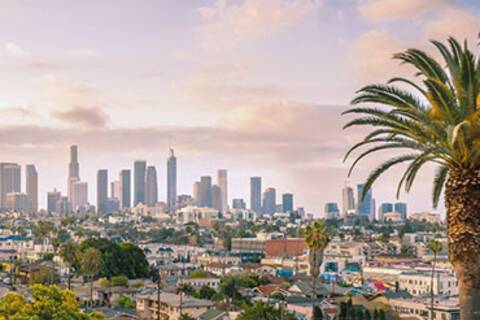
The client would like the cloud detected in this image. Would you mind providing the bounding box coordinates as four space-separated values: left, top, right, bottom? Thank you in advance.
423 8 480 43
197 0 321 51
51 106 110 127
0 106 36 117
4 42 27 58
358 0 450 21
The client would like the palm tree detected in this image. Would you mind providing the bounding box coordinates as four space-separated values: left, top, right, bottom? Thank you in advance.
59 241 78 290
343 36 480 319
428 240 443 320
80 247 102 312
303 220 330 320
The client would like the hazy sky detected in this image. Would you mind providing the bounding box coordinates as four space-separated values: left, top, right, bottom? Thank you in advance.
1 0 479 215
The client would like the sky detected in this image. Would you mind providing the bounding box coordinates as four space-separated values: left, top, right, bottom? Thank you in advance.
1 0 480 216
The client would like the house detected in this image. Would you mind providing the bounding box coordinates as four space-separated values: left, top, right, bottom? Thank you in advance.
136 289 214 320
15 260 58 284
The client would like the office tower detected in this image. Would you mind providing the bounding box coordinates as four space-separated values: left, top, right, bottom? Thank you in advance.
47 189 61 213
250 177 262 213
6 192 28 211
56 196 70 215
111 181 120 199
119 170 131 209
199 176 212 207
134 160 146 206
72 181 88 210
217 169 228 213
394 202 408 219
212 185 222 211
97 169 108 214
378 202 393 221
324 202 340 219
371 198 376 221
145 166 158 206
282 193 293 213
0 163 21 208
342 186 355 217
167 149 177 212
67 145 80 202
232 198 246 210
105 198 120 214
25 164 38 212
355 184 373 220
193 181 200 205
262 187 276 215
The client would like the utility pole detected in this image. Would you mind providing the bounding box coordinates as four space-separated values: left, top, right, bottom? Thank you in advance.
157 270 161 320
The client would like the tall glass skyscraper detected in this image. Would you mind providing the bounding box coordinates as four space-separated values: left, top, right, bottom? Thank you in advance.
355 184 373 220
282 193 293 212
145 166 158 206
167 149 177 212
26 164 38 213
250 177 262 214
97 169 108 214
134 160 146 206
119 169 131 209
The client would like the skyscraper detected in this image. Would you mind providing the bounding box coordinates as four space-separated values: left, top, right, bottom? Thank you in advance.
67 145 80 202
193 181 200 205
145 166 158 206
217 169 228 213
262 187 276 215
6 192 28 211
47 189 61 213
394 202 408 219
119 170 131 209
342 186 355 217
97 169 108 214
250 177 262 214
167 149 177 212
378 202 393 221
324 202 340 219
282 193 293 212
26 164 38 212
212 184 222 212
232 198 246 210
134 160 146 206
355 184 373 220
72 181 88 210
199 176 212 207
0 163 21 209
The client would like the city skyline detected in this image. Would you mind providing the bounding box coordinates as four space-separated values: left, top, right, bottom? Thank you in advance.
1 1 475 214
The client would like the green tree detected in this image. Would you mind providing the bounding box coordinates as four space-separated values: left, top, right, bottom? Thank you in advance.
60 241 79 290
80 248 103 311
237 301 295 320
303 220 330 319
428 239 443 320
343 36 480 319
30 267 60 285
111 275 128 287
188 270 209 279
0 284 104 320
116 295 134 309
196 285 216 300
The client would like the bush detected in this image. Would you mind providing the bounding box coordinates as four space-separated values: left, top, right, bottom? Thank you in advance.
116 295 134 309
111 275 128 287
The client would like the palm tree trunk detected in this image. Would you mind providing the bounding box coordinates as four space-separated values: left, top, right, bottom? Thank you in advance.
430 253 436 320
445 171 480 320
311 276 316 320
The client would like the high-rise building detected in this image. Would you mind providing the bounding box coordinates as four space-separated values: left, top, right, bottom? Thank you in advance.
119 170 131 209
378 202 393 221
167 149 177 212
262 187 276 215
6 192 28 211
97 169 108 214
56 196 70 215
217 169 228 213
199 176 212 207
72 181 88 210
250 177 262 214
355 184 373 220
232 198 246 210
67 145 80 202
342 186 355 217
324 202 340 219
145 166 158 206
134 160 146 206
212 184 222 212
394 202 408 219
111 181 120 199
47 189 61 213
25 164 38 213
282 193 293 212
0 163 21 209
193 181 200 205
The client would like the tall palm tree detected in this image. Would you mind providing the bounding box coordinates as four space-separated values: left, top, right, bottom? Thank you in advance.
59 241 78 290
80 247 102 312
343 36 480 320
303 220 330 320
428 239 443 320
